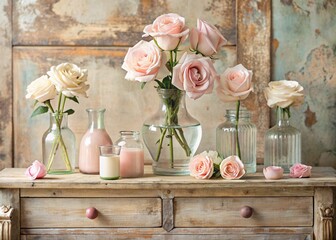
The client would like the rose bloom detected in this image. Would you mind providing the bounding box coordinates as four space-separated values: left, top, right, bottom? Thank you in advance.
172 53 218 100
143 13 189 51
26 75 57 103
290 163 312 178
264 80 304 108
48 62 89 98
190 19 227 57
220 155 245 180
216 64 253 102
25 160 47 180
122 40 164 83
263 166 284 180
189 151 215 179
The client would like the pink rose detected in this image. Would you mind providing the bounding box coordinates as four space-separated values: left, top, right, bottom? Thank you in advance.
143 13 189 51
172 53 218 100
190 19 227 57
220 155 245 180
217 64 253 102
25 160 47 180
122 40 164 82
263 166 284 180
290 163 312 178
189 153 214 179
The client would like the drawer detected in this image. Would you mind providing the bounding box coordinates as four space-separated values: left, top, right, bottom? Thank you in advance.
175 197 313 227
21 197 162 228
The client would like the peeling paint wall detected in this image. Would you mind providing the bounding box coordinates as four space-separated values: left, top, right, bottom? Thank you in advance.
272 0 336 167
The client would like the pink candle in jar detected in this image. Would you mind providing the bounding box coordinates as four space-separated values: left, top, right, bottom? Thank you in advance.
120 148 144 178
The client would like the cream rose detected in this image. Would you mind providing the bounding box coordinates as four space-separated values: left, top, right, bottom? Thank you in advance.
172 53 218 100
143 13 189 51
216 64 253 102
220 155 245 180
263 166 284 180
48 62 89 98
122 40 164 82
25 75 57 103
189 151 215 179
289 163 312 178
25 160 47 180
190 19 227 57
264 80 304 108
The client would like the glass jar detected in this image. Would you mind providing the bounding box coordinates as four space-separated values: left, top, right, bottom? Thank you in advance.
142 88 202 176
79 108 112 174
115 131 144 178
42 112 76 174
216 109 257 173
264 107 301 172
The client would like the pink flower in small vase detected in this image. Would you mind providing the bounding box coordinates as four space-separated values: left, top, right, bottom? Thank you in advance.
25 160 47 180
289 163 312 178
189 152 214 180
263 166 284 180
220 155 245 180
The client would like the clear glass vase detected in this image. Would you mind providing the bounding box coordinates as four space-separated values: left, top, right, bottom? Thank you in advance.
142 88 202 176
42 113 76 174
216 109 257 173
264 107 301 172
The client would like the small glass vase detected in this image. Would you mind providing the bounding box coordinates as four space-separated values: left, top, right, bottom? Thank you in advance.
216 109 257 173
142 88 202 176
79 108 113 174
264 107 301 172
42 112 76 174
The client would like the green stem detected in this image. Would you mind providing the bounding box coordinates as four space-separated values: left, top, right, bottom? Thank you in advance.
155 128 167 162
235 100 241 159
169 129 174 168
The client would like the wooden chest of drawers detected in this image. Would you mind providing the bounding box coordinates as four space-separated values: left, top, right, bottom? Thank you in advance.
1 166 335 239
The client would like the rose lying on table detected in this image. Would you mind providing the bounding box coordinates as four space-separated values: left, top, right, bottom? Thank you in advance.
25 160 47 180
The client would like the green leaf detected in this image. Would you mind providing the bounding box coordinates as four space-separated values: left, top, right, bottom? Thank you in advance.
162 75 172 88
154 79 166 89
141 82 147 89
30 106 49 118
64 109 75 115
68 96 79 104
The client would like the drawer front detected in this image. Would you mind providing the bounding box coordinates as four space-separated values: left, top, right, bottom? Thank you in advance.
175 197 313 227
21 197 162 228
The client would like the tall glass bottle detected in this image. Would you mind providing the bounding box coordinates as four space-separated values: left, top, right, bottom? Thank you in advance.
264 107 301 172
42 112 76 174
79 108 112 174
216 109 257 173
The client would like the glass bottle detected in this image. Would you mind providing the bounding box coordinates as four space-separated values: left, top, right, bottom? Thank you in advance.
42 112 76 174
115 131 144 178
79 108 112 174
264 107 301 172
216 109 257 173
142 88 202 176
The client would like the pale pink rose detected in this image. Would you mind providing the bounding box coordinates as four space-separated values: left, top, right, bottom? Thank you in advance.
189 153 214 179
290 163 312 178
143 13 189 51
172 53 218 99
25 160 47 180
220 155 245 180
217 64 253 102
263 166 284 180
190 19 227 57
122 40 164 82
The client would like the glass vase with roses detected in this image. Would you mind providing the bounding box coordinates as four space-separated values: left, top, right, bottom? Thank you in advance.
122 13 226 175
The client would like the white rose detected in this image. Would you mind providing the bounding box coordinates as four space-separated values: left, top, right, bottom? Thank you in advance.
48 63 89 98
25 75 57 103
264 80 304 108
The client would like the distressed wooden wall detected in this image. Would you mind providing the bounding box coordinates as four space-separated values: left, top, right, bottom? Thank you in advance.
272 0 336 168
1 0 271 169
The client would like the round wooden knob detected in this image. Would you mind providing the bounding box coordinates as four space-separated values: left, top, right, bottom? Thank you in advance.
86 207 98 219
240 206 253 218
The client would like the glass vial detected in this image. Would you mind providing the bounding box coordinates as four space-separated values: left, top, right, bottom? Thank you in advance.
216 109 257 173
79 108 112 174
115 131 144 178
264 107 301 172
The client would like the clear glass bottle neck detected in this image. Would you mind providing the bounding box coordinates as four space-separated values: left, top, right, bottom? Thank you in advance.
225 109 251 121
157 88 186 110
50 113 68 129
87 108 106 130
120 131 140 140
276 107 290 126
